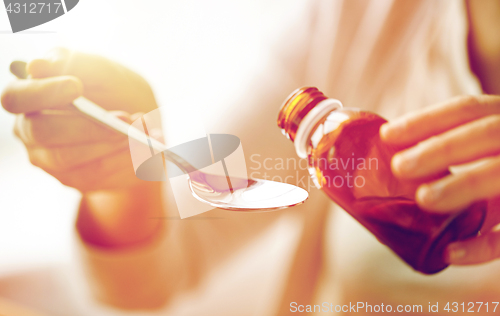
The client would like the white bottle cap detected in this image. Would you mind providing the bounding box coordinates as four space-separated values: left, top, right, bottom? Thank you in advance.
294 99 343 158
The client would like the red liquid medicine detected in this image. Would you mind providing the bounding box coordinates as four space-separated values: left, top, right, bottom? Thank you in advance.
278 87 486 274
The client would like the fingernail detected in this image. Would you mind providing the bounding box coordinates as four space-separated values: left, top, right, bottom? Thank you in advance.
379 123 390 138
447 245 466 262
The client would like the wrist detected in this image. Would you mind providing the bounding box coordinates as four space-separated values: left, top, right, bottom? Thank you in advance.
76 181 164 248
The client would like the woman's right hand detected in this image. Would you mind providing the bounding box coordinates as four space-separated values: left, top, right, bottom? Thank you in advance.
1 48 164 247
1 48 158 192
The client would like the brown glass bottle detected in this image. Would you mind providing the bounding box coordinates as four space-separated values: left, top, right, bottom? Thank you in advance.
278 87 486 274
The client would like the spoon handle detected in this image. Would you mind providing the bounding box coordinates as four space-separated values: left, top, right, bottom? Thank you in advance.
9 60 196 174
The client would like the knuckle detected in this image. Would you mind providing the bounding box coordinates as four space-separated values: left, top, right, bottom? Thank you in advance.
27 148 54 173
27 151 41 168
27 149 54 175
28 119 47 145
57 173 75 188
425 135 454 157
1 88 16 113
27 115 56 146
50 148 69 170
457 95 482 116
481 115 500 139
51 148 82 172
64 174 92 192
57 165 97 191
462 172 481 192
460 94 481 108
13 127 20 140
56 170 85 189
439 139 455 156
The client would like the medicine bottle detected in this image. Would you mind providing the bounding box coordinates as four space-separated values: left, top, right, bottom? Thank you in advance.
278 87 486 274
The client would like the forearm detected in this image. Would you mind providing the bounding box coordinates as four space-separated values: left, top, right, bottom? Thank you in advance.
74 181 172 309
76 181 164 249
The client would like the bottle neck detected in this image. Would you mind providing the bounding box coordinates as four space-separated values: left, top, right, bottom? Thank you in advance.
278 87 342 158
278 87 328 141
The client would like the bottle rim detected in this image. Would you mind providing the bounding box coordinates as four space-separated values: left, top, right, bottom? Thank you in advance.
277 87 309 132
294 99 343 158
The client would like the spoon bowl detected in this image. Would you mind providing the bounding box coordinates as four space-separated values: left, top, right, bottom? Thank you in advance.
188 171 308 211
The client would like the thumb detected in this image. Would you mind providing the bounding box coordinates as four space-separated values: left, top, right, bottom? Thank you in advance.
446 230 500 265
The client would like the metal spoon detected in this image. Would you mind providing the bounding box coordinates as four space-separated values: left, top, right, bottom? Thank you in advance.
10 61 308 211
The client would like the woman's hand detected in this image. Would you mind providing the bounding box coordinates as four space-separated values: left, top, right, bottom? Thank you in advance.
1 48 158 192
380 95 500 265
1 48 163 247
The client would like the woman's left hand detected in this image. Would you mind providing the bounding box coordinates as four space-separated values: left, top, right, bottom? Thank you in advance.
380 95 500 265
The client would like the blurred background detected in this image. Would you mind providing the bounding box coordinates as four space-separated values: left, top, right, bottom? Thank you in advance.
0 0 307 277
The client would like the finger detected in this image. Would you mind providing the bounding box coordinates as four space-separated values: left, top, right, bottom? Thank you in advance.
446 230 500 265
130 112 145 122
1 76 82 114
482 196 500 232
27 48 157 113
380 95 500 146
53 150 141 192
27 140 129 173
27 48 113 85
14 112 125 146
28 48 141 95
416 156 500 212
392 114 500 178
111 110 133 123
